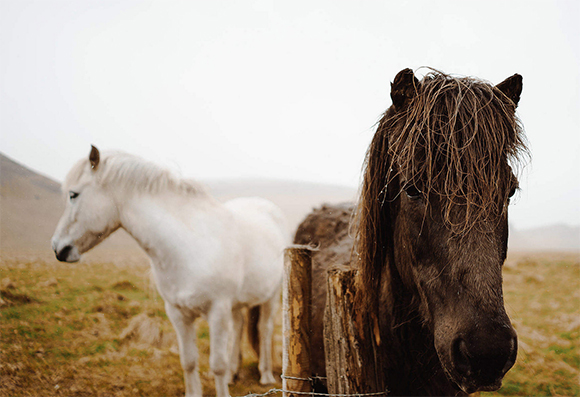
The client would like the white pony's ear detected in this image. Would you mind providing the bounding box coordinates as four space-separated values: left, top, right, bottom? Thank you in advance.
89 145 100 170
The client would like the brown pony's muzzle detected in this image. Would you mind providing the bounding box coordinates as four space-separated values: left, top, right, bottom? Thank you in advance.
444 320 517 393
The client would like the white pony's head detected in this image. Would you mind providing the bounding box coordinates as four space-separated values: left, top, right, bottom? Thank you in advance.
52 145 206 262
51 146 121 262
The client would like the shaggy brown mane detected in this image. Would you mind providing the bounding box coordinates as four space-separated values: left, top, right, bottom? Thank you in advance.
355 70 529 311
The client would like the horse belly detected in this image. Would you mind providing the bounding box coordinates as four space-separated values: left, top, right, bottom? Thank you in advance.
234 232 286 306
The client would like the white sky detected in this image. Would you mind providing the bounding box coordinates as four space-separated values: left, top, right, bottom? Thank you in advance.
1 0 578 230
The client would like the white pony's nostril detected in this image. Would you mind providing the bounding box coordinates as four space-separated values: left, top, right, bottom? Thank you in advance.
56 245 73 262
54 244 81 263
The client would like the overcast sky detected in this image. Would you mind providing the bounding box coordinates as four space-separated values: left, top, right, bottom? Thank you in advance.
1 0 578 230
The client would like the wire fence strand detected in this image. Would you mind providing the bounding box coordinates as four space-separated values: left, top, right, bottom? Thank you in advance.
239 375 389 397
241 388 388 397
280 375 327 382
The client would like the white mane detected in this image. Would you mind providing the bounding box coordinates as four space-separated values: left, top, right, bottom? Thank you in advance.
63 151 207 196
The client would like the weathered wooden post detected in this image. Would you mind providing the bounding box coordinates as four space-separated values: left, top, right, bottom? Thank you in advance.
282 246 313 397
324 268 387 395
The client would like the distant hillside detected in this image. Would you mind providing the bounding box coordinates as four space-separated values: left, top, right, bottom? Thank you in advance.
0 153 356 252
1 153 64 250
0 153 141 253
509 224 580 253
1 152 577 254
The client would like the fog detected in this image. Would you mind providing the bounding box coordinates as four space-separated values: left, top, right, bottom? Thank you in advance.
1 0 578 229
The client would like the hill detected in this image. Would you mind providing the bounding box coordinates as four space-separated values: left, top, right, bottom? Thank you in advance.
1 152 577 254
1 153 65 251
509 224 580 253
0 153 356 253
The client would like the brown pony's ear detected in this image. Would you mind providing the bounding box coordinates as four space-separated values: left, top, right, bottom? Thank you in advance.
391 68 419 110
495 74 523 107
89 145 100 170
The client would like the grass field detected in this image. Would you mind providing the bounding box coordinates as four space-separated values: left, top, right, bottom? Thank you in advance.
0 250 282 397
1 250 578 397
482 253 580 397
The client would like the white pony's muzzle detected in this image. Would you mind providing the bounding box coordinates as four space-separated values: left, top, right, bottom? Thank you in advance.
52 238 81 263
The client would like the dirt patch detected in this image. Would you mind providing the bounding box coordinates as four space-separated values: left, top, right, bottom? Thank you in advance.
1 277 15 289
91 290 129 318
112 280 139 291
119 312 175 349
0 289 38 306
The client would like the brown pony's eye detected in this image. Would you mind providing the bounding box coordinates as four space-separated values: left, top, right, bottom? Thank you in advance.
404 184 422 200
508 185 517 198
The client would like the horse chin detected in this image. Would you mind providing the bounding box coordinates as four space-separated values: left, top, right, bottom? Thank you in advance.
455 377 503 395
64 253 81 263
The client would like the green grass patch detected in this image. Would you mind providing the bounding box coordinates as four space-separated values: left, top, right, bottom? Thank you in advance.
6 251 574 396
0 252 280 397
482 253 580 397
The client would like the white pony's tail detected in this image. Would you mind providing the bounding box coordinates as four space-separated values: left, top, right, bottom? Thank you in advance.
247 306 260 357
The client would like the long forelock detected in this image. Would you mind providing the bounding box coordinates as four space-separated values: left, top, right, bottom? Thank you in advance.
384 71 528 231
63 151 206 197
354 71 529 311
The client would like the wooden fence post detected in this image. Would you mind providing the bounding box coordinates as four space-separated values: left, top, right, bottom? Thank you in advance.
282 246 313 397
324 268 387 395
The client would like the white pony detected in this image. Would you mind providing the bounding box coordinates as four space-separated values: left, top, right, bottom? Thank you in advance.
51 146 289 397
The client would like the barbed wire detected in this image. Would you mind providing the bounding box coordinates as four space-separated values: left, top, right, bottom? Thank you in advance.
242 388 388 397
241 388 388 397
239 375 388 397
280 375 327 382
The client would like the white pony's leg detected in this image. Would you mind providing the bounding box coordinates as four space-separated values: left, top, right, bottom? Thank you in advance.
229 307 244 383
165 302 202 397
258 291 279 384
208 300 233 397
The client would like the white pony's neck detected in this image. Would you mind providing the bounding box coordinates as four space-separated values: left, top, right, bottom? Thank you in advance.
83 151 215 270
118 191 213 259
115 190 224 299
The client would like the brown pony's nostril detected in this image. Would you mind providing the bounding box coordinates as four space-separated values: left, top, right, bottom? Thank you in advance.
56 245 73 262
502 336 518 374
452 338 471 377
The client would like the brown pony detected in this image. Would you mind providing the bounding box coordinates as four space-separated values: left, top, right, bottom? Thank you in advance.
294 68 528 395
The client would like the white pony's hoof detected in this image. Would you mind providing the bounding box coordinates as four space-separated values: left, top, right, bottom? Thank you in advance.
259 373 277 385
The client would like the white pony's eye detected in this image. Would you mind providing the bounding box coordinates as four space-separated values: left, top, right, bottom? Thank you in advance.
69 191 80 200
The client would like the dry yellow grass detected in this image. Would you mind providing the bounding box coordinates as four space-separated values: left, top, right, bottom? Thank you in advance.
1 250 578 396
482 252 580 397
0 250 282 397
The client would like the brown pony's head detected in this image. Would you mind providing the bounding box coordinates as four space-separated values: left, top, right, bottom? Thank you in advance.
356 69 528 393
